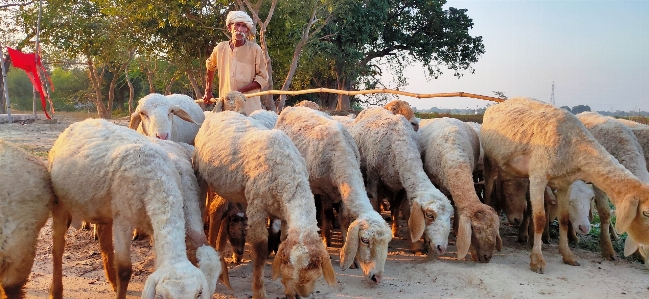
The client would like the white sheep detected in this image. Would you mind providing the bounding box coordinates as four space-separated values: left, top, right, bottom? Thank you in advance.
275 106 392 284
150 139 231 295
294 100 320 110
384 99 420 131
418 117 502 262
212 91 247 114
347 107 453 254
129 93 205 144
0 140 54 298
616 118 649 172
331 115 356 127
193 111 337 299
577 112 649 261
481 97 649 274
248 109 278 129
48 119 213 299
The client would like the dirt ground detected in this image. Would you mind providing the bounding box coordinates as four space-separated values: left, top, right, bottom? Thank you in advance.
1 113 648 299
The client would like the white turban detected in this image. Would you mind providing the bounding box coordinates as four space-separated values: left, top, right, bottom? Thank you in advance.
226 11 256 36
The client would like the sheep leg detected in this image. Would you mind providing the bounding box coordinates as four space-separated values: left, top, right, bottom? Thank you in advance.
482 156 496 206
518 201 530 245
556 187 579 266
2 283 26 299
593 186 616 260
49 203 71 299
97 223 117 291
248 212 269 299
112 221 134 299
528 176 547 274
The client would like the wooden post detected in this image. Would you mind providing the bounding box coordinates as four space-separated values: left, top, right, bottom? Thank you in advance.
0 47 12 123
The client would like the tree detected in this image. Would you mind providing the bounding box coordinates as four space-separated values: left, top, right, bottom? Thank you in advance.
571 105 591 114
310 0 485 110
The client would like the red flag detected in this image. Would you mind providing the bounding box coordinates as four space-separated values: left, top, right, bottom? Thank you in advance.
7 47 54 119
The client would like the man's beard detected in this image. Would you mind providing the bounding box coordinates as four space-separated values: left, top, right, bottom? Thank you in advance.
232 30 246 41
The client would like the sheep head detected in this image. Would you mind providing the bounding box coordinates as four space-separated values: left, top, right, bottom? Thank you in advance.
408 193 453 254
213 91 247 115
500 177 529 226
384 99 419 131
567 181 594 235
456 204 502 263
271 229 336 298
130 93 199 140
340 213 392 284
294 100 320 110
225 202 247 264
194 245 227 296
141 261 210 299
616 184 649 251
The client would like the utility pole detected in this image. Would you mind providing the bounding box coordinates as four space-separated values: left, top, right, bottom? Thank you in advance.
550 81 555 106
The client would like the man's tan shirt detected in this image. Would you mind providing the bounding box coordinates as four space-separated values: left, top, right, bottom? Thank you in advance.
206 40 269 114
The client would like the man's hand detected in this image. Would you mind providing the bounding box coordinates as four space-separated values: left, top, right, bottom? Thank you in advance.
202 91 213 104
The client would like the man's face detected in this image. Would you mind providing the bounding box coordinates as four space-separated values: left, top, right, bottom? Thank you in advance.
229 22 249 41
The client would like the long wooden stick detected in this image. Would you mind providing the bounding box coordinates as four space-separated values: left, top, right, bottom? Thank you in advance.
196 88 505 103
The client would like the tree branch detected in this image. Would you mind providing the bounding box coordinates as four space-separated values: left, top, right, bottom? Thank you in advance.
0 1 34 9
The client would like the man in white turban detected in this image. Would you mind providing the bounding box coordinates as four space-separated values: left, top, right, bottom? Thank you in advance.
202 11 268 115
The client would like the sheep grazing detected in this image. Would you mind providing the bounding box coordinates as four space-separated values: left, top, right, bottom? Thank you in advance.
129 93 205 144
331 115 356 127
347 107 453 255
577 112 649 261
206 190 248 264
418 118 501 262
193 111 336 299
481 97 649 274
384 99 420 131
150 139 230 295
0 140 55 299
48 119 213 299
294 100 320 110
275 107 392 284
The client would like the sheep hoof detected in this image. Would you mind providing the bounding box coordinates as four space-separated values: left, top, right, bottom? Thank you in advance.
563 259 580 266
529 253 546 274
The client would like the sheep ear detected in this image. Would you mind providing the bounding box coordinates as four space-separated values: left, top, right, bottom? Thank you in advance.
216 218 229 252
219 255 233 292
141 273 160 299
171 106 199 125
456 213 472 260
408 201 426 242
624 235 640 257
129 112 141 130
321 251 337 286
212 99 224 112
340 219 361 270
615 196 638 234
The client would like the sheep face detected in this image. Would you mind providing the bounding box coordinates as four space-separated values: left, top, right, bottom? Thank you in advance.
271 230 337 297
226 207 247 264
340 215 392 284
142 262 210 299
567 180 594 235
213 91 246 115
616 185 649 248
409 198 453 254
501 178 529 226
130 94 198 140
384 100 419 131
457 205 502 263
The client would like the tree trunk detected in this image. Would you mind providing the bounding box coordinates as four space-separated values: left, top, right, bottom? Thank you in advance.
0 53 10 114
335 79 351 111
125 68 135 114
186 69 202 100
87 58 109 118
107 76 118 118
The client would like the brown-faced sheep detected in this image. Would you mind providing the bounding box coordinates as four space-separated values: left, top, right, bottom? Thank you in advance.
193 111 336 299
418 118 502 262
384 99 420 131
482 97 649 274
0 140 54 299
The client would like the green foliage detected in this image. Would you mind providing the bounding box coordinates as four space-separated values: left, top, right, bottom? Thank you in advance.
417 112 483 123
6 69 34 110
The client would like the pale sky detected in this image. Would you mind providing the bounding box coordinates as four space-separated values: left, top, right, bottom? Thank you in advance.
383 0 649 112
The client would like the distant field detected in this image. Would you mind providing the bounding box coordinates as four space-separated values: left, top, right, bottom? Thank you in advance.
417 112 484 123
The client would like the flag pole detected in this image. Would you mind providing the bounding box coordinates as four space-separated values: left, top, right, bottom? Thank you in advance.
33 0 42 119
0 47 11 123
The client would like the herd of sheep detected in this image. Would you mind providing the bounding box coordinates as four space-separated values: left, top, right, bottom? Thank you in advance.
1 92 648 299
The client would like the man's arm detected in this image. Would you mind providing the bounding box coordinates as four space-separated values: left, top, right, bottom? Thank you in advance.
236 81 262 94
202 69 216 103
